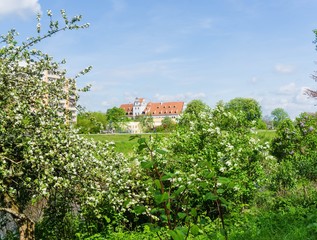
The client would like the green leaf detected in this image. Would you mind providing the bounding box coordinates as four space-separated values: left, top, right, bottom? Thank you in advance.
177 212 187 219
168 230 180 240
191 224 200 236
154 179 161 190
218 177 231 184
156 148 168 154
133 205 146 214
162 192 169 202
172 186 186 197
154 192 169 204
161 172 174 181
205 192 218 201
141 160 153 169
217 188 225 194
191 208 197 217
168 230 185 240
202 171 215 179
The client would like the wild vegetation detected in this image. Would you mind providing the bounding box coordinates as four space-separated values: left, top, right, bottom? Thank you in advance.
1 9 317 240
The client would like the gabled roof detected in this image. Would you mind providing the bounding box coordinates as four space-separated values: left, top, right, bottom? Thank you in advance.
120 103 133 115
120 98 184 117
144 102 184 116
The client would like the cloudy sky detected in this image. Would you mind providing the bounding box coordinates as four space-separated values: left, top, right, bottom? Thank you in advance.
1 0 317 118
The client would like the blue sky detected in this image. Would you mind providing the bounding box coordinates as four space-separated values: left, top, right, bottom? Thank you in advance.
1 0 317 118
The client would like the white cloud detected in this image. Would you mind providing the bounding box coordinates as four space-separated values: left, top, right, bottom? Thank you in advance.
274 64 294 74
259 84 316 119
278 82 297 95
0 0 41 18
250 76 258 83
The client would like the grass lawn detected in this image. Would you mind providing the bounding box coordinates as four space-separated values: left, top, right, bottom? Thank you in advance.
82 130 275 155
255 130 276 143
82 133 168 155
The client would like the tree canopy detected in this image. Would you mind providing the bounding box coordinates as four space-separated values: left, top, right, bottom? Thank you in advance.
224 97 262 123
106 107 129 131
0 10 120 240
271 107 290 128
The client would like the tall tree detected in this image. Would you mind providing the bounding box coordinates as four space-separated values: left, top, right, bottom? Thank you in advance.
271 107 290 128
76 111 108 134
106 107 129 132
225 97 262 123
178 99 211 127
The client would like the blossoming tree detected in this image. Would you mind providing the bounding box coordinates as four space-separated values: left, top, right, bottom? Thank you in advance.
0 10 115 240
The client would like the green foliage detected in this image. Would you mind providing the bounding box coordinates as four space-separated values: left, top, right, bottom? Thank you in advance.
97 103 270 239
155 117 177 132
76 108 129 134
224 97 262 125
76 111 108 134
106 107 129 132
135 115 154 132
271 113 317 185
178 99 211 127
256 119 267 130
271 108 290 129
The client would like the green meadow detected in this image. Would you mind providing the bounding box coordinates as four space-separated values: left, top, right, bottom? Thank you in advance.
82 130 276 155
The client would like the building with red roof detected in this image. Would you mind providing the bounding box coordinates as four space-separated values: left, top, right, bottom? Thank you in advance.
120 97 184 128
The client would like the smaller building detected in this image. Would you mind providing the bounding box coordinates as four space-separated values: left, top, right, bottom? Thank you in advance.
126 121 142 134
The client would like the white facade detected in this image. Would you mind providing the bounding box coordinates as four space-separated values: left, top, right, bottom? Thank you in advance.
126 121 142 134
133 97 147 117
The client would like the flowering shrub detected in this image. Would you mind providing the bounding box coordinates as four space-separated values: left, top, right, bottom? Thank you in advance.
271 112 317 184
102 104 270 239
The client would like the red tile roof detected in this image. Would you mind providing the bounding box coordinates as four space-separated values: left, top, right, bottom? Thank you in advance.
144 102 184 116
120 99 184 117
120 103 133 116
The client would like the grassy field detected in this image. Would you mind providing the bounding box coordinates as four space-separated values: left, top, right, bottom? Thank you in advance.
255 130 276 143
82 133 168 154
82 130 276 155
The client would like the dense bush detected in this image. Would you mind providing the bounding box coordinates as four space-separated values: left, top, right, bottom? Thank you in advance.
271 113 317 185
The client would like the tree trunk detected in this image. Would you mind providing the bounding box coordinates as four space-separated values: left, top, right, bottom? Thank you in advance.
1 193 36 240
18 217 35 240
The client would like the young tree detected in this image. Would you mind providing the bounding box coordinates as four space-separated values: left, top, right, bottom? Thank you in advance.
0 10 115 240
76 111 108 134
271 107 290 128
106 107 129 132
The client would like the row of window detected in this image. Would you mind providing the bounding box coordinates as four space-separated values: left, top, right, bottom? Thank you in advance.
156 105 177 109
